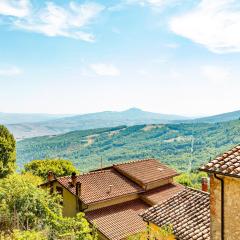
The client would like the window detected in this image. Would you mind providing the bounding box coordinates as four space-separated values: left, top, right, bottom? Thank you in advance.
56 186 63 205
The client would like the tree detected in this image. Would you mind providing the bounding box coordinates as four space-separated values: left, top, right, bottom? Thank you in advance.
0 173 97 239
128 224 175 240
0 125 16 178
0 173 61 231
175 171 208 189
23 159 79 179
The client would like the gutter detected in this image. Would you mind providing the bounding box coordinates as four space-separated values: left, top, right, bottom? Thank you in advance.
214 173 224 240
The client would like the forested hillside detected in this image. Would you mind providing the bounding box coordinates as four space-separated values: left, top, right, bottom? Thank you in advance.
17 120 240 172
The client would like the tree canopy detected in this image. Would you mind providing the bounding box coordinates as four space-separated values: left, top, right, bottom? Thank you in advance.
0 173 97 239
175 171 208 189
0 125 16 178
23 159 79 179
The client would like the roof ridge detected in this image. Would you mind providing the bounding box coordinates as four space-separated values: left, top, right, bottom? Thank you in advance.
184 186 210 196
57 169 113 180
113 158 157 167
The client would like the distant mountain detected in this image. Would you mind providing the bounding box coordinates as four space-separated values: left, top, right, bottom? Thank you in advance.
17 119 240 172
5 108 240 139
191 110 240 123
6 108 189 139
0 112 70 124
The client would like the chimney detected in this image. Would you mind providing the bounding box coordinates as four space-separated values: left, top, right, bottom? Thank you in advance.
71 172 77 187
202 177 208 192
76 182 81 196
47 171 55 182
108 184 113 194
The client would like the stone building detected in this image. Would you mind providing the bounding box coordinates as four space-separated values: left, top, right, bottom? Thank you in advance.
200 145 240 240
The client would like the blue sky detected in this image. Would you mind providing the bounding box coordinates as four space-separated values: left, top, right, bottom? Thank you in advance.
0 0 240 116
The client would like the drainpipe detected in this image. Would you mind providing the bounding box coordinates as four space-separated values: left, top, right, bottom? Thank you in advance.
214 173 224 240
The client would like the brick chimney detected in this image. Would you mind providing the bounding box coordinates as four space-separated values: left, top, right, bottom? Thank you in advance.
71 172 77 187
47 171 55 182
201 177 208 192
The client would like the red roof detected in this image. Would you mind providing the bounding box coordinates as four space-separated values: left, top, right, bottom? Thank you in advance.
113 159 178 185
140 183 184 205
142 188 210 240
86 199 149 240
200 145 240 178
57 168 143 204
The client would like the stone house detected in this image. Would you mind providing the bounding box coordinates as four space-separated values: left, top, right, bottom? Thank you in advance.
142 145 240 240
41 159 184 240
200 145 240 240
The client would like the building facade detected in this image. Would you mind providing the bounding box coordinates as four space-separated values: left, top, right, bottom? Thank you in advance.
200 145 240 240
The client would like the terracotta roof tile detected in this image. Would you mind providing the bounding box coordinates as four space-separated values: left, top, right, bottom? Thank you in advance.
57 169 143 204
200 145 240 178
113 159 179 185
140 183 185 205
141 188 210 240
85 199 149 240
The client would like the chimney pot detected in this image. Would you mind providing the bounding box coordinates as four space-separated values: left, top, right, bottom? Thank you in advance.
108 184 113 194
71 172 77 187
47 171 54 182
201 177 208 192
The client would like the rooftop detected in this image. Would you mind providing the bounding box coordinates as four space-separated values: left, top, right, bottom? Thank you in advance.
86 199 149 240
141 187 210 240
113 159 179 185
140 183 184 205
200 145 240 178
51 159 179 204
57 168 143 204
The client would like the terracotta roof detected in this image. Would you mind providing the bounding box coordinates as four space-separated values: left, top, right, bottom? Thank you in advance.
57 169 143 204
113 159 179 185
200 145 240 178
140 183 184 205
141 188 210 240
86 199 149 240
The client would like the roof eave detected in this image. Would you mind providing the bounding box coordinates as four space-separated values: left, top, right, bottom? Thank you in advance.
199 168 240 179
142 172 180 185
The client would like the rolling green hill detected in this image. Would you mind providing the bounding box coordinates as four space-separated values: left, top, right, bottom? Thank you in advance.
17 120 240 172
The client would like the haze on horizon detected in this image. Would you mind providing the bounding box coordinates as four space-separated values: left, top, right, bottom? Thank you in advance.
0 0 240 116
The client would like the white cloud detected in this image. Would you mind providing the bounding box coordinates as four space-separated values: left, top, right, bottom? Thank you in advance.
0 0 30 17
126 0 178 9
0 1 104 42
170 0 240 53
90 63 120 76
202 65 230 84
0 66 22 76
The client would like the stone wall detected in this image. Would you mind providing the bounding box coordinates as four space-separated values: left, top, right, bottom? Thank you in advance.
210 174 240 240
